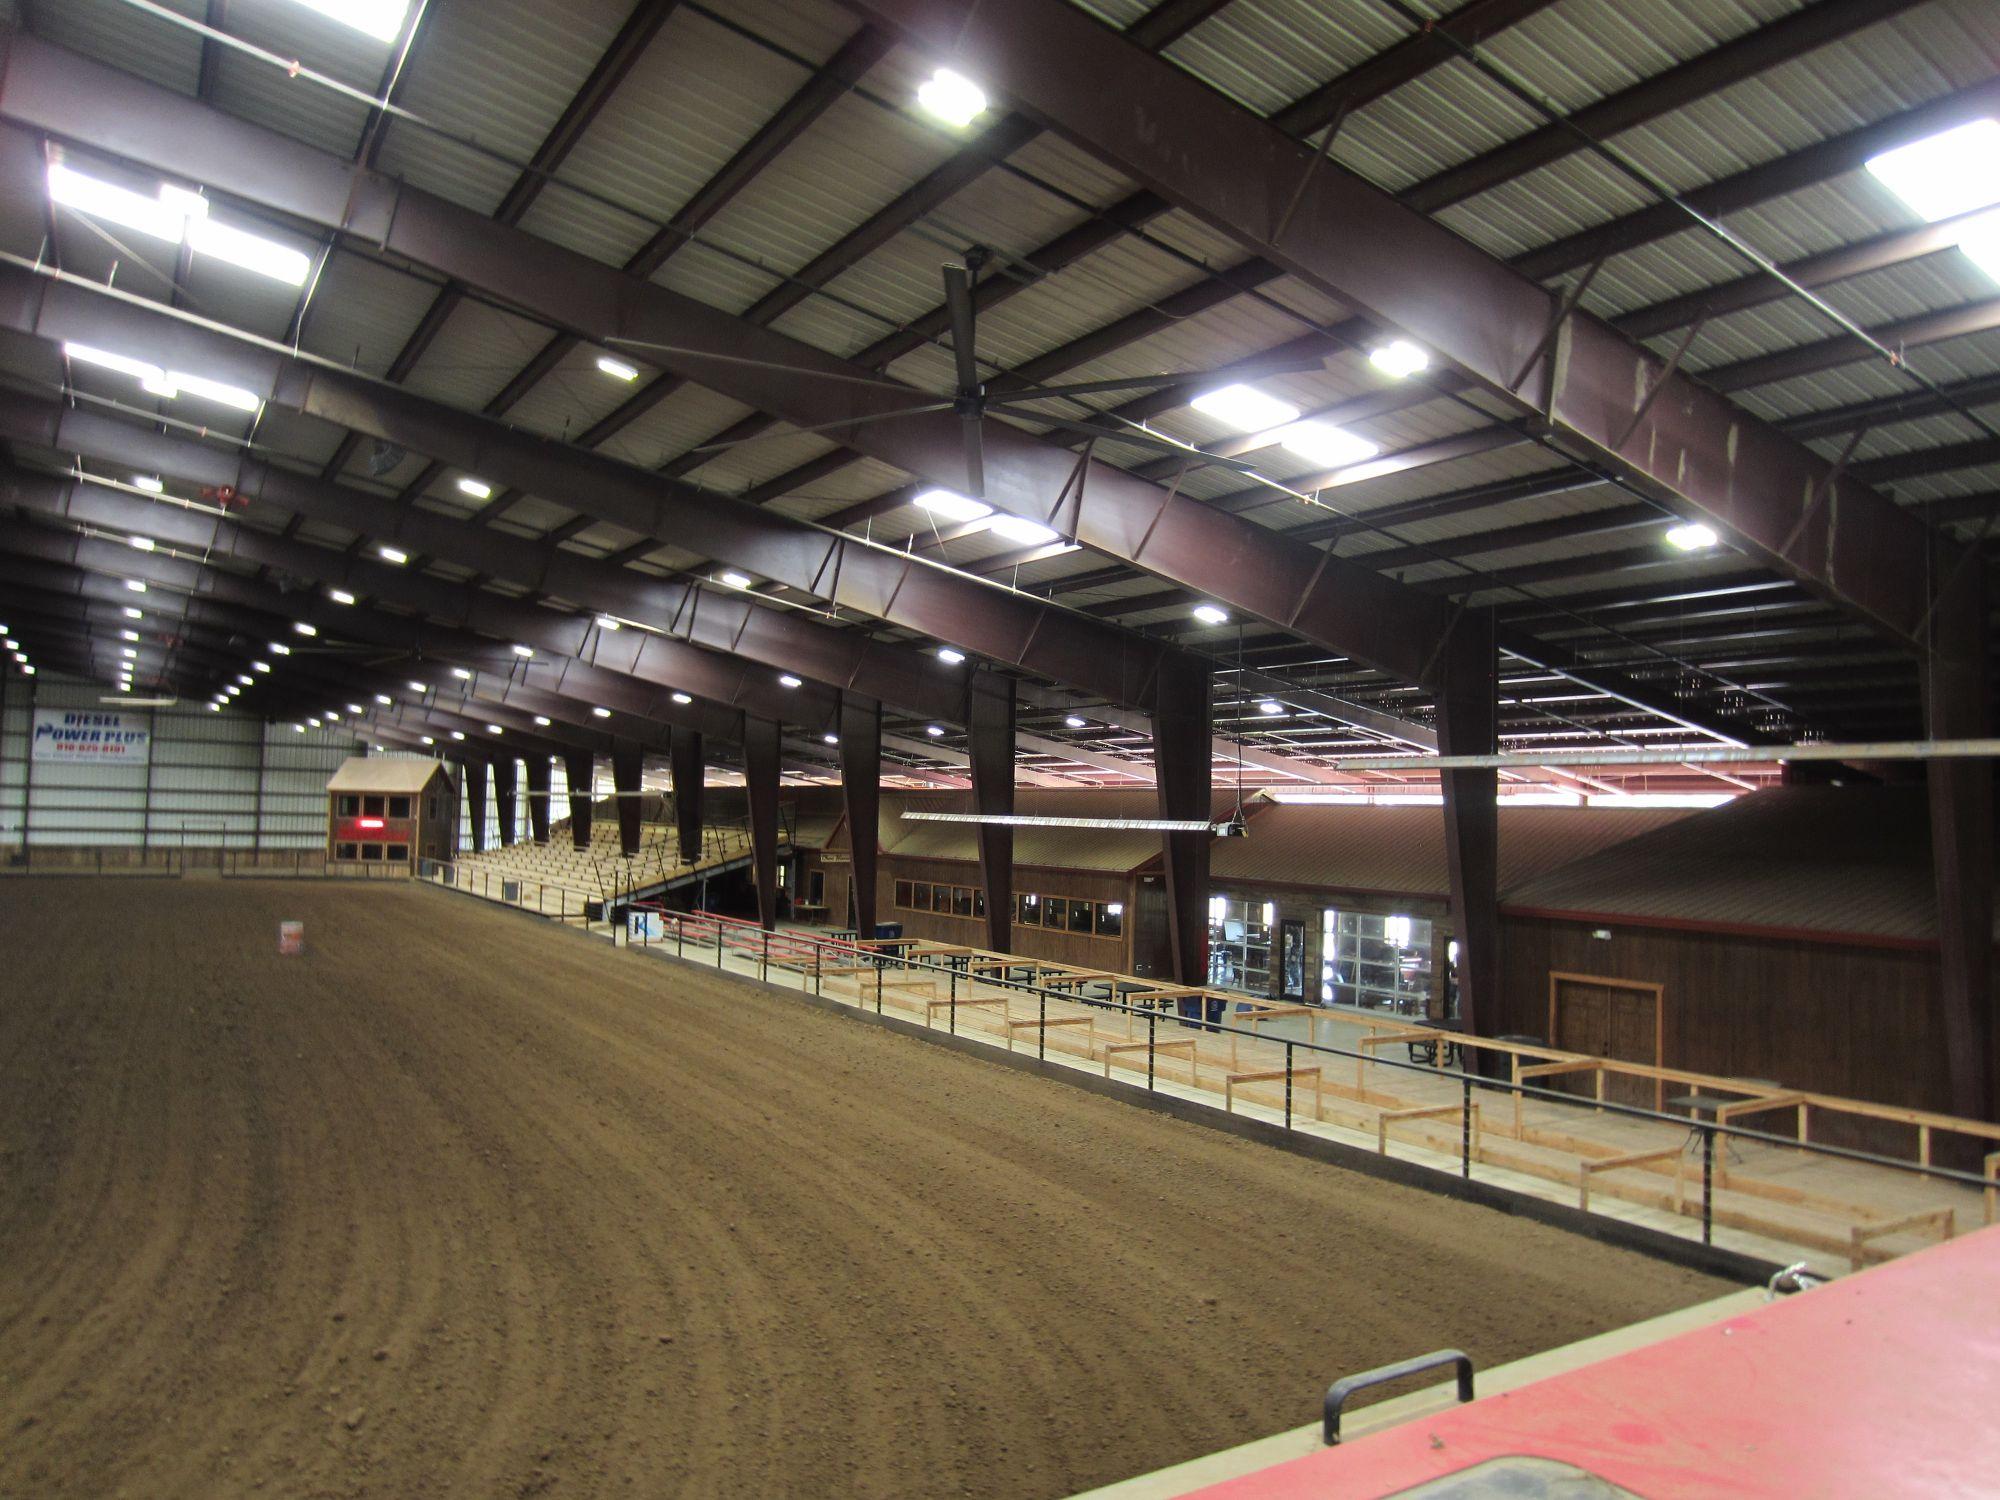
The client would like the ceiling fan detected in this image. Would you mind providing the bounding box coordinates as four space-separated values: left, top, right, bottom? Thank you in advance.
611 251 1331 521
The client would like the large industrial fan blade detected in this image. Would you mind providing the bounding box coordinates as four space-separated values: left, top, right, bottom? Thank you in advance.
942 260 986 501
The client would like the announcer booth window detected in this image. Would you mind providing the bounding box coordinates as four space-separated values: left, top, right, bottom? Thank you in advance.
389 795 412 819
363 795 386 817
337 794 359 817
336 842 358 860
360 843 383 862
387 844 409 861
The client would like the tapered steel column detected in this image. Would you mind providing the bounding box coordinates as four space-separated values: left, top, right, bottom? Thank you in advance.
1153 652 1213 990
1923 562 1995 1121
524 754 553 844
743 716 782 931
610 739 644 858
839 694 882 939
671 729 704 863
563 749 594 848
1436 610 1499 1046
464 760 489 853
967 671 1015 952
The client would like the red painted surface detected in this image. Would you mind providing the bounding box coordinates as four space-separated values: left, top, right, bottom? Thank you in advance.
337 817 405 842
1192 1227 2000 1499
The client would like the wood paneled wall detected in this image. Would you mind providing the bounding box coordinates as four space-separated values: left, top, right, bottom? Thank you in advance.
879 856 1134 970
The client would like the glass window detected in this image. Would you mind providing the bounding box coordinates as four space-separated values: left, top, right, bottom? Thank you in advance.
389 795 411 819
336 842 358 860
363 795 385 817
1320 908 1436 1016
1207 895 1274 995
360 843 383 862
427 795 439 820
1060 899 1088 933
1016 893 1040 925
972 889 985 919
911 882 933 911
337 794 359 817
895 879 914 908
1096 901 1124 938
386 844 409 861
931 884 951 913
951 887 974 917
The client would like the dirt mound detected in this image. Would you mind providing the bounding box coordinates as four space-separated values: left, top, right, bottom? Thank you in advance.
0 880 1729 1498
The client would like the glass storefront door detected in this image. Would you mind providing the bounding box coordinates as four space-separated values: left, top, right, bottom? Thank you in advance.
1207 895 1273 995
1320 908 1437 1015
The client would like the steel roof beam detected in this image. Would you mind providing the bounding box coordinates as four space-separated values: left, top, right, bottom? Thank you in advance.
840 0 1951 653
0 390 966 723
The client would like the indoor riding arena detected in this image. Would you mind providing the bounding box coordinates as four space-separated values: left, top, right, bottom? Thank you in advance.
2 1 1999 1496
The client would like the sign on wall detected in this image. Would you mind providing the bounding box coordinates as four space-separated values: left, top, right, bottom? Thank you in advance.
31 709 151 764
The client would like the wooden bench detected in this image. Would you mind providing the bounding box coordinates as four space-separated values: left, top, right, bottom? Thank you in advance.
1377 1102 1481 1160
1577 1145 1685 1214
1850 1207 1956 1271
1102 1037 1199 1083
1224 1065 1322 1120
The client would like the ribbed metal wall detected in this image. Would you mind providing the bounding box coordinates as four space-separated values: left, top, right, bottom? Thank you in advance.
368 748 580 853
0 673 359 850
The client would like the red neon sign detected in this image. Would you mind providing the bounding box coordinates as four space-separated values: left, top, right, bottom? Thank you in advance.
356 817 385 829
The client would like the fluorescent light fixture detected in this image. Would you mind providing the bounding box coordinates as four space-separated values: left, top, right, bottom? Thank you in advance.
376 694 393 706
123 607 143 620
456 477 492 500
128 535 155 552
916 67 987 128
420 735 434 745
486 724 503 735
511 644 534 658
225 683 240 695
378 544 408 565
47 162 185 240
308 717 321 727
252 660 271 673
718 570 753 589
1277 420 1380 469
120 629 140 642
925 725 944 737
778 674 803 688
1368 340 1431 379
986 513 1060 547
324 708 340 719
592 706 611 718
19 665 31 675
329 589 356 605
451 666 472 680
595 614 622 631
822 733 839 745
293 622 316 636
125 579 147 593
595 354 638 382
1192 603 1230 625
533 714 551 726
937 647 966 665
913 487 992 523
1191 383 1299 432
49 162 306 285
3 638 17 649
670 691 693 705
408 680 426 692
185 215 309 285
1865 119 2000 222
1256 699 1283 715
347 703 365 715
121 647 138 659
133 475 164 494
1665 522 1719 551
294 724 306 733
1961 214 2000 285
282 0 411 44
1064 715 1087 729
64 340 262 411
168 370 262 411
271 641 291 654
450 730 465 741
235 672 252 684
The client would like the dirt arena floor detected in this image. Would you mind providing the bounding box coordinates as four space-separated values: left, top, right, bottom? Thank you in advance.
0 880 1733 1498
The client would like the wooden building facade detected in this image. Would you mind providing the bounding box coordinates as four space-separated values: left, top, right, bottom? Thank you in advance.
325 757 455 870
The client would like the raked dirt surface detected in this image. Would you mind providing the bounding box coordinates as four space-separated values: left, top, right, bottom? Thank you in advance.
0 879 1732 1498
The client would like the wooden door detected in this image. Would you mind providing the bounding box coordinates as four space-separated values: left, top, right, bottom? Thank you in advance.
1550 973 1662 1110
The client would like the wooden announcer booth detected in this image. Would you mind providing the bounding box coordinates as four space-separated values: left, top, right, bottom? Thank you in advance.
326 758 455 871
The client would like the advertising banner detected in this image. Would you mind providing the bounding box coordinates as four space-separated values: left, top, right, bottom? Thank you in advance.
30 709 151 764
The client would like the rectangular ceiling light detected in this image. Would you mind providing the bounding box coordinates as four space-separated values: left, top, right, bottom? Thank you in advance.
913 487 992 523
1277 420 1380 469
48 163 306 284
595 354 639 381
1190 382 1299 432
282 0 411 43
61 342 259 412
1866 118 2000 222
986 513 1060 546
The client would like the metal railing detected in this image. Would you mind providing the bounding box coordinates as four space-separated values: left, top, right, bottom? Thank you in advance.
415 870 1995 1272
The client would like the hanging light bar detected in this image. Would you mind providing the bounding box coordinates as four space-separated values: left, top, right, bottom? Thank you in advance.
1326 738 2000 773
